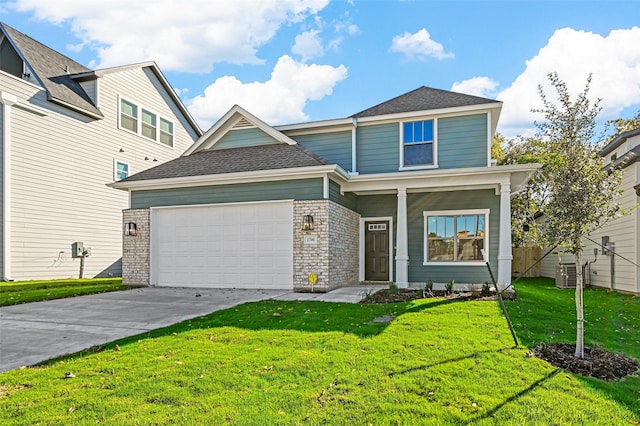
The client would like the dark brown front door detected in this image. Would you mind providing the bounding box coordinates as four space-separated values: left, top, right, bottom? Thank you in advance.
365 221 390 281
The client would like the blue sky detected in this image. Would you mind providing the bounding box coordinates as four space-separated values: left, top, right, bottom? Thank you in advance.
1 0 639 137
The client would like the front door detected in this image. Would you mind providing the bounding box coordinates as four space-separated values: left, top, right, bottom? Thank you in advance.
365 221 390 281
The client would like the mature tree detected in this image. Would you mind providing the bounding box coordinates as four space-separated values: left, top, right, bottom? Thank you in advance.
523 73 622 358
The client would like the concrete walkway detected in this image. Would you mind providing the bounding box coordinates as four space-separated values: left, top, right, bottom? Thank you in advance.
0 285 384 372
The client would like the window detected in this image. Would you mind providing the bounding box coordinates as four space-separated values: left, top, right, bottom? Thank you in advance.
118 97 174 148
159 118 174 147
402 119 435 167
423 210 489 264
120 99 137 132
114 161 129 181
141 109 157 140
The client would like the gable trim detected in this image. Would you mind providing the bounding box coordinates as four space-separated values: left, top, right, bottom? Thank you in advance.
184 105 297 155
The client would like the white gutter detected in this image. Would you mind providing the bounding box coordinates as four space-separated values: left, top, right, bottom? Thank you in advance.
1 91 17 281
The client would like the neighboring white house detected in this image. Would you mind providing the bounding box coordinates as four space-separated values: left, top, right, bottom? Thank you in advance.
540 127 640 294
0 22 202 280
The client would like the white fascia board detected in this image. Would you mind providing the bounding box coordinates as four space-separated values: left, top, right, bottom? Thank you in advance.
108 165 343 191
355 102 503 125
184 105 297 155
275 117 354 133
342 163 541 194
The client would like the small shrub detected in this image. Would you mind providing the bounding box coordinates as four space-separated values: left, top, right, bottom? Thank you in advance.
481 282 491 297
425 280 433 292
445 280 455 294
388 282 398 293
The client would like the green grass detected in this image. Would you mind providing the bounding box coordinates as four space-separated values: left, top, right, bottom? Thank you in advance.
1 296 637 424
505 277 640 415
0 278 129 306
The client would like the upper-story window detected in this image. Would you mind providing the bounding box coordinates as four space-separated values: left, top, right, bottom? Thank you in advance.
120 99 138 132
142 109 157 140
402 119 436 168
160 118 174 147
119 97 174 148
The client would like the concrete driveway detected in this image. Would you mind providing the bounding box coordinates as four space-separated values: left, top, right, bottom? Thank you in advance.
0 285 381 372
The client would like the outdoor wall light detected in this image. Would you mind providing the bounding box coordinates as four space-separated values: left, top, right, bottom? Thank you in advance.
125 222 137 236
302 214 314 231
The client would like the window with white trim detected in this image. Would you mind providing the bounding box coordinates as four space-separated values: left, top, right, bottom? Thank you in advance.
402 119 435 167
159 118 174 147
120 99 137 132
114 160 129 181
118 97 174 148
141 109 157 140
423 210 488 263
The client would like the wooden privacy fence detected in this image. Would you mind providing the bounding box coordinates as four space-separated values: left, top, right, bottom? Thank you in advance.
512 247 541 277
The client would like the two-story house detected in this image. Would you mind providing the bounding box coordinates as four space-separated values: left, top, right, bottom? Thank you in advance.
540 126 640 294
0 23 202 280
111 87 539 291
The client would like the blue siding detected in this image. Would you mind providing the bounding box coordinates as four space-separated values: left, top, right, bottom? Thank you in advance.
294 131 352 172
131 179 323 208
329 179 358 211
407 190 499 283
438 114 488 169
357 123 399 174
212 128 278 150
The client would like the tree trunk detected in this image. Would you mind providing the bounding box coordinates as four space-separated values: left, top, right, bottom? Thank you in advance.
575 250 584 358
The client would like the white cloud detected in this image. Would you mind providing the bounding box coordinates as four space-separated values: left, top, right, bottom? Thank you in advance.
187 55 348 128
451 77 499 98
390 28 454 60
497 27 640 137
292 29 324 62
8 0 330 72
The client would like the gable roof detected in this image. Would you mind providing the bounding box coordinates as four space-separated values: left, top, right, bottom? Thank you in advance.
351 86 500 118
117 143 330 184
184 105 295 155
599 126 640 157
0 22 103 119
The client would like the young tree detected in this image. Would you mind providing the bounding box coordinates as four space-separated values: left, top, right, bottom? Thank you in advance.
526 73 622 358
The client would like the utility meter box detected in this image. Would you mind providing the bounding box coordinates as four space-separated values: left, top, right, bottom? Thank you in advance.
71 242 84 258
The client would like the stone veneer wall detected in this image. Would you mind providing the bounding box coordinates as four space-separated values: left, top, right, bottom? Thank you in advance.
122 209 150 286
328 202 360 288
293 200 360 292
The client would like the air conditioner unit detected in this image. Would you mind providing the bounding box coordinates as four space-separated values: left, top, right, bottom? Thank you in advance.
556 263 577 289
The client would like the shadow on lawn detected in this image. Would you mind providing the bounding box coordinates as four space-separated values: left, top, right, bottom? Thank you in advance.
45 297 461 366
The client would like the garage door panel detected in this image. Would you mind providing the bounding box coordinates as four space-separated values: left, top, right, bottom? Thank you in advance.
152 201 293 289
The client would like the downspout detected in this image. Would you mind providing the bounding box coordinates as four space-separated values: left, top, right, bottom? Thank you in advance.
1 91 17 281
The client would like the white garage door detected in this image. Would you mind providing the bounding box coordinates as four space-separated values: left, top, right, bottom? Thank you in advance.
151 201 293 289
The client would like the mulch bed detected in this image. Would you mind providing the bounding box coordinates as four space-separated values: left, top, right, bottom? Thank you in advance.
532 342 639 381
360 289 514 304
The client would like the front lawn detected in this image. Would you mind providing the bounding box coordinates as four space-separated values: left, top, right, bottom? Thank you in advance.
1 296 636 424
506 277 640 414
0 278 129 306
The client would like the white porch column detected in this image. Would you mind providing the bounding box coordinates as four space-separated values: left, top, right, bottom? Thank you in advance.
1 92 17 281
396 187 409 288
497 182 512 286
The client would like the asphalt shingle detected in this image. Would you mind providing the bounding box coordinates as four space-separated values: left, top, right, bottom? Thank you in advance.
121 143 331 182
352 86 499 118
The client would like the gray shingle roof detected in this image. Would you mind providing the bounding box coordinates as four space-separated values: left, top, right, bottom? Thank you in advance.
121 143 331 182
352 86 499 118
1 22 102 118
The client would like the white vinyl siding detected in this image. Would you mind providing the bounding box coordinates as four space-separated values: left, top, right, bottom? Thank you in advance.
0 66 199 280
